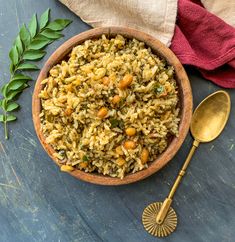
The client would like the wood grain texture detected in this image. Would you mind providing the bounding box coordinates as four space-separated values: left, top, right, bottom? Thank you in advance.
0 1 235 242
32 27 193 185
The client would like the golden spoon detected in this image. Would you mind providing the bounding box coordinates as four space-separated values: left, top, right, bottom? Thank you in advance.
142 90 231 237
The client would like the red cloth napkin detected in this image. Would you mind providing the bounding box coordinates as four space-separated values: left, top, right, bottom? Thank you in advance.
170 0 235 88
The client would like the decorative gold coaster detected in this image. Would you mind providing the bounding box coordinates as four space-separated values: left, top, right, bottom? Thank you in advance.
142 202 177 237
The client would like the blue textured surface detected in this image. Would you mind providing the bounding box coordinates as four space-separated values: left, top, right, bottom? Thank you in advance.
0 1 235 241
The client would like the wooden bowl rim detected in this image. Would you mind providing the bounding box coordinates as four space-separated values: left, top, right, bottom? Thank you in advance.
32 27 192 185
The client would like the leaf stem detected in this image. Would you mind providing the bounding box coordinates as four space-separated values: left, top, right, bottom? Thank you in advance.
4 117 8 139
4 122 8 139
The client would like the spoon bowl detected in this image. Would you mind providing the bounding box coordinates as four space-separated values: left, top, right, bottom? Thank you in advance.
191 91 231 143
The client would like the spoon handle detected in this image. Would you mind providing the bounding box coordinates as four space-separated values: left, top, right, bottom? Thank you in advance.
156 140 200 224
168 139 199 199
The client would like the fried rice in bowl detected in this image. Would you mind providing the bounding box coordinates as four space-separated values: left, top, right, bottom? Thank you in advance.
32 27 192 185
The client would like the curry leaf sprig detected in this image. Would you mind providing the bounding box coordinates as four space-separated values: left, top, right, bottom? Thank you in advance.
0 9 72 139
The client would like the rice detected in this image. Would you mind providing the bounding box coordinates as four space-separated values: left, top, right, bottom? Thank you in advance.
39 34 180 178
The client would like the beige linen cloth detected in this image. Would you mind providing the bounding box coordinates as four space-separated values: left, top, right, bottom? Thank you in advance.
60 0 178 47
60 0 235 47
202 0 235 27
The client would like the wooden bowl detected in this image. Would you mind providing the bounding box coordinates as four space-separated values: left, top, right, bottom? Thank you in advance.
32 27 192 185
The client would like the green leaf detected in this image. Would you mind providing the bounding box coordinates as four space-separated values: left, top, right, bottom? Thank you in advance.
19 24 31 46
6 114 17 122
6 102 19 112
154 85 164 94
28 38 51 50
6 87 26 100
9 45 19 65
40 29 63 39
0 99 2 107
118 120 124 129
14 35 24 55
34 35 50 41
2 99 7 110
110 118 119 128
46 19 72 31
39 8 50 29
109 118 124 129
28 14 37 38
82 155 89 162
16 63 39 71
22 50 46 60
12 74 32 81
1 84 9 97
8 79 28 91
9 63 14 74
0 115 4 122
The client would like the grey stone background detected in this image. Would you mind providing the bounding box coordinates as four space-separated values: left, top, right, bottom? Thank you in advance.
0 1 234 241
